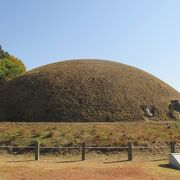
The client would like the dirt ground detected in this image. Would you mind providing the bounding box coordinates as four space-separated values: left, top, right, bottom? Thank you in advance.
0 155 179 180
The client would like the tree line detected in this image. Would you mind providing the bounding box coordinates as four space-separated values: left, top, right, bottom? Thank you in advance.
0 45 26 85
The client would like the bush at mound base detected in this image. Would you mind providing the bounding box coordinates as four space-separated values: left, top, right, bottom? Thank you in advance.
0 59 179 122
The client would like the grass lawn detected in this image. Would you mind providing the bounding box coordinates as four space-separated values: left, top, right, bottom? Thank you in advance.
0 154 179 180
0 122 179 179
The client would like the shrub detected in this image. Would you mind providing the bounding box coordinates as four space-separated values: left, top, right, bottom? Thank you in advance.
0 45 26 84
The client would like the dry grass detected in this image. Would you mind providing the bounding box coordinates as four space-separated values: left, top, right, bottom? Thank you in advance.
0 154 179 180
0 122 179 148
0 59 179 122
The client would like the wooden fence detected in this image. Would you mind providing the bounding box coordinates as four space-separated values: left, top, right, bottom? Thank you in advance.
0 141 179 161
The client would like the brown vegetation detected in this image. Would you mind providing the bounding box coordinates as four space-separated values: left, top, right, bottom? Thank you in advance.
0 156 179 180
0 59 179 121
0 122 179 147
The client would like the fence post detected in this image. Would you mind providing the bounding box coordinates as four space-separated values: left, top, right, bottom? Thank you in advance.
82 142 86 161
170 141 175 153
35 140 40 160
128 142 132 161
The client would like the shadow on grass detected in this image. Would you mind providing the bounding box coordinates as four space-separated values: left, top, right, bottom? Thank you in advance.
151 158 167 162
7 159 82 163
7 160 35 163
103 159 128 164
159 164 178 170
53 160 82 163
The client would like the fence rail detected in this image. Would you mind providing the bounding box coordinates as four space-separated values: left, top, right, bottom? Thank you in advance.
0 141 179 161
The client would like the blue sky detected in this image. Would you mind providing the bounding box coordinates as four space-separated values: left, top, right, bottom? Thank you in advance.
0 0 180 91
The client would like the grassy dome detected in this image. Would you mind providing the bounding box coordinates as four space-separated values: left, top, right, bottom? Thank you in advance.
0 59 179 122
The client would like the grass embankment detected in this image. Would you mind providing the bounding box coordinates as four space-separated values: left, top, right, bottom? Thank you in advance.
0 122 179 147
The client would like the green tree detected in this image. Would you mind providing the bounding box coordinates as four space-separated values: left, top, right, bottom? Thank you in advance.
0 45 26 84
0 45 9 59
